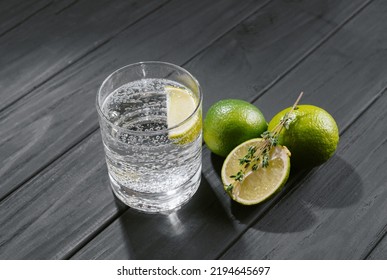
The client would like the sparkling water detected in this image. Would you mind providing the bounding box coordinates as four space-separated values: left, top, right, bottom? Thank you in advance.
99 78 202 213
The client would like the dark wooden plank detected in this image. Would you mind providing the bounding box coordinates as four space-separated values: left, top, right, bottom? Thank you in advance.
0 0 52 36
189 0 373 111
222 89 387 259
367 233 387 260
71 0 378 259
73 171 238 260
217 0 387 259
202 0 385 227
0 137 226 259
0 0 267 201
0 0 270 259
0 0 168 112
0 133 123 259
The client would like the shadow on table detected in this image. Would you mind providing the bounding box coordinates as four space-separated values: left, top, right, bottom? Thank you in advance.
229 167 316 232
111 154 362 257
114 175 242 259
251 155 363 234
210 151 363 233
209 152 272 223
302 155 363 209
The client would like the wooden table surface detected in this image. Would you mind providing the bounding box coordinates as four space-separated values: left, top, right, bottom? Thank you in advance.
1 0 386 260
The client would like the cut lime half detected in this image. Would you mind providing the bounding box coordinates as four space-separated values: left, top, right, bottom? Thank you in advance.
221 138 291 205
166 86 201 144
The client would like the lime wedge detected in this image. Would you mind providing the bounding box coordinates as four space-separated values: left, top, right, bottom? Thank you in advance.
166 86 201 144
221 138 291 205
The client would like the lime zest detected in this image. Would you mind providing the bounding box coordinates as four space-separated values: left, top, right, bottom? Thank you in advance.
225 92 303 193
166 86 201 144
221 139 291 205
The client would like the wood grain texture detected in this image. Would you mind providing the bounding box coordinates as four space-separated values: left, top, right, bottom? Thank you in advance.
0 133 126 259
219 0 387 259
0 0 271 259
0 0 52 36
367 232 387 259
0 0 168 112
222 89 387 259
1 0 384 261
73 0 377 259
0 0 268 201
187 0 371 113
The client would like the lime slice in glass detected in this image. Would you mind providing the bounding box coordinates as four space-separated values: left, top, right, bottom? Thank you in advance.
166 86 201 144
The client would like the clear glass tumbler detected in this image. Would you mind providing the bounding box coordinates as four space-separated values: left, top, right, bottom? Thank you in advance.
96 61 202 213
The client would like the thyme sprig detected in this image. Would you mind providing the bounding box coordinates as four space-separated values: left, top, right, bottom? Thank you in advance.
225 92 304 193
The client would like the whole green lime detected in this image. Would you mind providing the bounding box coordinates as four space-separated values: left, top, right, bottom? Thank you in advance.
203 99 267 157
268 105 339 168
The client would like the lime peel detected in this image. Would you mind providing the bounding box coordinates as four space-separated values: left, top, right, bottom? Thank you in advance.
221 138 291 205
165 86 201 144
203 99 267 157
220 92 304 205
268 101 339 168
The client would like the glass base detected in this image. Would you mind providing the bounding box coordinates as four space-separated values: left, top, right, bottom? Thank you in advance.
109 167 201 214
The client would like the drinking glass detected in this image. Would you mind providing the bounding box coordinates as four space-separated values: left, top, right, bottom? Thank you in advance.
96 61 202 213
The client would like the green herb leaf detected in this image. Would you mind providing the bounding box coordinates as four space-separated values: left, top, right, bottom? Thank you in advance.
227 92 303 189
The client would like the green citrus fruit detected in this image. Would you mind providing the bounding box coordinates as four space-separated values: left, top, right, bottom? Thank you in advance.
203 99 267 157
221 138 291 205
268 105 339 168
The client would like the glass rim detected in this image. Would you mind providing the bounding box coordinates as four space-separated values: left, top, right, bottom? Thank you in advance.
96 61 202 136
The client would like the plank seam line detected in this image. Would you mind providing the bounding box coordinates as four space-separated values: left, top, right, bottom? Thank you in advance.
0 0 256 247
55 0 79 15
214 169 311 259
0 0 54 38
216 85 385 260
0 125 98 205
64 210 126 260
0 0 375 258
215 0 376 258
339 87 386 136
181 0 273 67
68 0 375 259
363 224 387 259
0 0 173 115
62 0 279 258
249 0 374 104
0 0 172 203
360 88 387 259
